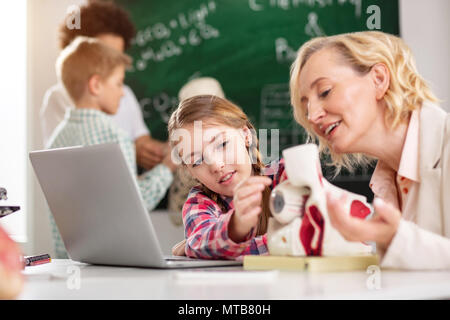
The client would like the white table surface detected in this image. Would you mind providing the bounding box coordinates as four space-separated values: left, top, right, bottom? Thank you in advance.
18 259 450 300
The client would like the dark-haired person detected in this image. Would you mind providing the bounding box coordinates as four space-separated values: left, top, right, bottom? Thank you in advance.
40 0 167 170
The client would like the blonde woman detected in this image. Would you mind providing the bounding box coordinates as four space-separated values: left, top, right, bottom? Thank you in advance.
290 31 450 270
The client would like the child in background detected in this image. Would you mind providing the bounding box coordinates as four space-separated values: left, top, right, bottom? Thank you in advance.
48 36 176 258
41 0 168 171
168 95 287 259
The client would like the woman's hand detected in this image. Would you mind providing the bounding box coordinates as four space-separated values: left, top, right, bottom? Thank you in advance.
326 192 401 251
228 176 272 243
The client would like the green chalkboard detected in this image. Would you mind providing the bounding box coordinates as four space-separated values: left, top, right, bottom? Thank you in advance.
117 0 399 184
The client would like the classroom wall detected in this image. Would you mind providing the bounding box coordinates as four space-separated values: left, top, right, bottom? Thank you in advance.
399 0 450 111
27 0 85 256
26 0 450 255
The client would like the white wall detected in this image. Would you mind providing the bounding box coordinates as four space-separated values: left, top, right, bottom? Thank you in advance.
27 0 85 255
0 1 27 243
400 0 450 111
26 0 450 255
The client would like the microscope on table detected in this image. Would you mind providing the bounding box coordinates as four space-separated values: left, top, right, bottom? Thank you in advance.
0 187 21 218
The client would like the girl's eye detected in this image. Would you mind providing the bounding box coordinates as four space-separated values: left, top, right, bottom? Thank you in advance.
192 157 203 168
319 89 331 98
218 140 228 149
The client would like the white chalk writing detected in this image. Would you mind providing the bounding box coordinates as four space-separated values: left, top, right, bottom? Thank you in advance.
132 1 219 71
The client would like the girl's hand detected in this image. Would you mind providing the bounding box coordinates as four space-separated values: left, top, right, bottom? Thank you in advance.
326 192 401 251
229 176 272 243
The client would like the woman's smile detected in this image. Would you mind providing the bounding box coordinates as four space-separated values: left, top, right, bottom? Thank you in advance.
318 120 342 139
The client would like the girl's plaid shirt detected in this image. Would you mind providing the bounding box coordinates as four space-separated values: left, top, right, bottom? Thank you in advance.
182 159 287 260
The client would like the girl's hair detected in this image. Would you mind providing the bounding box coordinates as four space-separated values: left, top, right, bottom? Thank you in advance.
168 95 270 235
289 31 438 174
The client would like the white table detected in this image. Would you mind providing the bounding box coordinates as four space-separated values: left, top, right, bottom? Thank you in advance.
18 259 450 300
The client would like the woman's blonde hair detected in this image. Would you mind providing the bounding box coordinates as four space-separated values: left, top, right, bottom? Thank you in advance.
290 31 438 173
168 95 271 235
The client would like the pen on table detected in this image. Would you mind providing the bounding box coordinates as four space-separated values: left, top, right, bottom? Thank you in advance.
23 254 51 267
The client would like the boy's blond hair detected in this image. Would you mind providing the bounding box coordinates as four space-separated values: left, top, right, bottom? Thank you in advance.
56 36 132 103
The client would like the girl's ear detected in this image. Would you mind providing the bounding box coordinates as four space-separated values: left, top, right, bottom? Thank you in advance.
241 126 253 147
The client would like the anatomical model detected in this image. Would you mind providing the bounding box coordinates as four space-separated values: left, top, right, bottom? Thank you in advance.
267 144 373 256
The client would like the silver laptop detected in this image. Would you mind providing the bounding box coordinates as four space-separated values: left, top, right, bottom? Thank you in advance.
29 143 242 269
